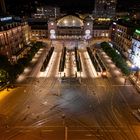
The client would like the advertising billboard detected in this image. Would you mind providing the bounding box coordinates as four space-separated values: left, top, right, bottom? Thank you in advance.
129 38 140 70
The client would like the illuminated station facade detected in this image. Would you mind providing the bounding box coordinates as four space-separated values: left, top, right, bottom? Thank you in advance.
48 15 93 40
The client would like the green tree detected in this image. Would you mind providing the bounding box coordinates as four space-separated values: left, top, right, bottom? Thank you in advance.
0 69 9 85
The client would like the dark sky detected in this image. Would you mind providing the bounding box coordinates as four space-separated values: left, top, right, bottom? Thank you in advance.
5 0 140 15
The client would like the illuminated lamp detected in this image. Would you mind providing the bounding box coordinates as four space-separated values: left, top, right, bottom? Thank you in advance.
85 30 90 34
135 29 140 35
50 29 55 34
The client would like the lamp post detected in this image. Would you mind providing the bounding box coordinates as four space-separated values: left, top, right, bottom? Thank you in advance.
50 39 53 47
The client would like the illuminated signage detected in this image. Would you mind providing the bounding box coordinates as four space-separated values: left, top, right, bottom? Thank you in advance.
85 30 90 34
113 22 116 25
135 29 140 35
0 17 12 22
50 29 55 34
129 38 140 69
50 29 56 39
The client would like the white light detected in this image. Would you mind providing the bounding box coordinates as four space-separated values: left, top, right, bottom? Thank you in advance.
85 30 90 34
129 39 140 68
64 20 67 24
117 29 122 33
87 23 90 25
113 22 116 25
131 65 135 68
109 43 113 47
0 17 12 21
51 22 54 25
50 29 55 34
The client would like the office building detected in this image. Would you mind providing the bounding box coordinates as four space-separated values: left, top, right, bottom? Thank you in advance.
32 6 60 19
93 0 117 18
0 20 31 62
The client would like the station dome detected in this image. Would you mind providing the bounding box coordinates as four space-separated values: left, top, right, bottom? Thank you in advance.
57 15 83 27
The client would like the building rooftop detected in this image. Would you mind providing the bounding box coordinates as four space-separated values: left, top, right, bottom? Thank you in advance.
116 19 140 28
0 16 27 31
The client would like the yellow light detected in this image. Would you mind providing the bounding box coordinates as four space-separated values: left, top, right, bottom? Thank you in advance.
98 18 111 21
0 88 16 101
64 20 67 24
102 72 106 76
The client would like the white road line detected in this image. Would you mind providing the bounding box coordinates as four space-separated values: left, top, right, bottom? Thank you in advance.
65 126 68 140
41 130 54 132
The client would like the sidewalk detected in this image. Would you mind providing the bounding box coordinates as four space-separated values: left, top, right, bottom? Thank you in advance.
98 49 140 92
16 47 49 84
129 75 140 93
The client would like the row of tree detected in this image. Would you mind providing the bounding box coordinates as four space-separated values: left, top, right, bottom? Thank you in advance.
100 42 130 75
0 41 44 87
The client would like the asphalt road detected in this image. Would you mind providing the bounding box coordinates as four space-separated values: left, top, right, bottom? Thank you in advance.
0 40 140 140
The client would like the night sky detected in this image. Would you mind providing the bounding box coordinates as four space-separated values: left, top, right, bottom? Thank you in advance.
5 0 140 15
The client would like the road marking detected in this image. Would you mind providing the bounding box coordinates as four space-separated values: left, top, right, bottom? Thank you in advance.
19 130 31 133
85 134 93 136
65 126 68 140
69 130 96 132
41 130 54 132
112 85 132 86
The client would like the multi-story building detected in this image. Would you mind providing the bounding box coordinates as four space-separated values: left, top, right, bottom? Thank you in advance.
111 20 139 58
32 6 60 19
129 29 140 69
93 20 110 38
30 15 93 40
29 14 112 40
0 20 31 62
93 0 117 18
28 18 48 39
48 15 93 40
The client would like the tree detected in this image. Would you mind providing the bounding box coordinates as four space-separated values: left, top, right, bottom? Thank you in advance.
0 55 11 71
100 42 130 76
0 69 9 85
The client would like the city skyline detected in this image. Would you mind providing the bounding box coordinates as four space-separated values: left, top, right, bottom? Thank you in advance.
4 0 140 15
0 0 140 140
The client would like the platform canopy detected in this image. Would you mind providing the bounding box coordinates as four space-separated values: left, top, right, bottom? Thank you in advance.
57 15 83 27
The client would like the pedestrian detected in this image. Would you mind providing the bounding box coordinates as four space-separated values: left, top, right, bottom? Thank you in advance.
89 105 92 108
5 124 9 128
62 114 65 119
27 105 30 109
